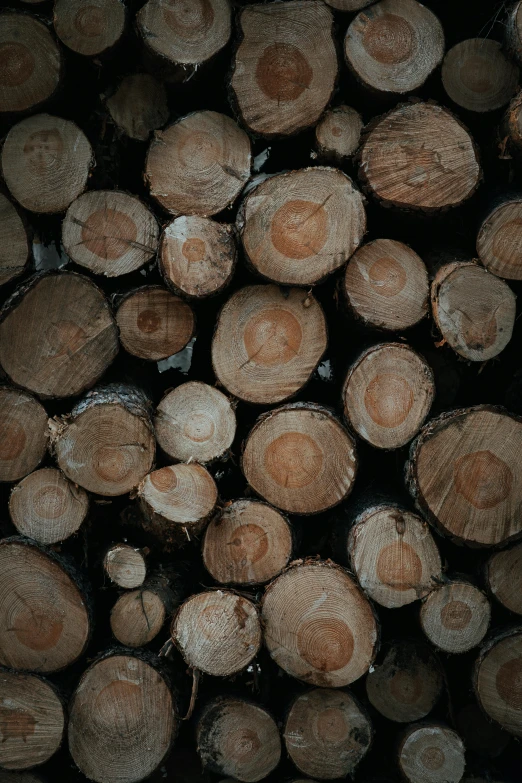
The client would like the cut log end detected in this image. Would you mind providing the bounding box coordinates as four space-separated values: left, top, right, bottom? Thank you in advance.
477 199 522 280
106 74 169 141
0 195 29 287
53 0 126 57
420 581 491 654
486 541 522 615
315 106 363 160
475 629 522 737
103 544 147 589
398 725 466 783
0 389 48 483
110 589 166 647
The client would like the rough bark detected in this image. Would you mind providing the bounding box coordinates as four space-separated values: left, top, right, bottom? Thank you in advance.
103 544 147 589
485 540 522 615
106 73 169 141
442 39 518 113
53 0 126 57
0 194 30 287
420 580 491 654
315 106 363 162
476 197 522 280
0 388 48 483
474 627 522 738
398 724 466 783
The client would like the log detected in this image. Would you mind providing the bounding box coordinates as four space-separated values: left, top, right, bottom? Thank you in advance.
9 467 89 545
242 403 357 515
342 343 435 450
0 669 64 770
431 262 516 361
501 90 522 152
261 561 377 687
106 73 169 142
0 538 90 672
68 652 178 783
0 388 47 483
1 114 92 214
145 111 251 216
196 697 281 782
315 106 363 162
398 724 466 783
359 102 481 211
324 0 372 9
202 499 292 585
476 198 522 280
53 0 126 57
344 238 429 331
62 190 159 277
51 385 155 496
0 774 44 783
155 381 236 464
505 1 522 65
110 570 181 648
474 628 522 737
0 195 29 287
283 688 372 779
455 703 510 759
344 0 444 95
442 39 518 113
485 540 522 615
420 580 491 654
212 285 327 404
103 543 147 589
238 168 366 286
231 1 337 137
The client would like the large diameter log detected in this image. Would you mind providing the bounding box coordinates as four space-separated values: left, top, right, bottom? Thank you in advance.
398 724 466 783
261 562 377 687
284 688 372 779
242 404 357 515
106 74 169 142
407 406 522 546
0 389 47 483
0 195 29 287
0 538 90 672
315 106 363 162
53 0 126 57
1 115 92 214
103 544 147 589
442 39 518 113
476 198 522 280
359 103 481 211
485 541 522 614
68 653 178 783
420 581 491 654
238 168 366 286
474 628 522 737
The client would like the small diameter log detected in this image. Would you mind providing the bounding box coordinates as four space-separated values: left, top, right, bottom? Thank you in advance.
504 91 522 152
407 406 522 546
0 669 64 770
62 190 159 277
348 505 442 609
420 581 491 654
212 285 327 404
53 0 126 57
359 103 481 211
261 561 377 687
431 262 516 362
238 168 366 286
202 499 292 585
344 239 429 331
284 688 372 780
398 724 466 783
315 106 363 161
1 114 92 214
0 538 90 672
344 0 444 95
196 697 281 782
474 628 522 737
485 541 522 614
476 198 522 280
442 39 518 113
52 386 155 496
505 1 522 65
231 2 337 136
116 287 195 361
455 703 510 758
155 382 236 464
68 653 178 783
9 467 89 545
343 344 434 450
106 74 169 142
172 591 261 676
110 571 180 647
103 544 147 589
242 404 357 515
145 111 251 216
0 389 47 483
0 195 29 287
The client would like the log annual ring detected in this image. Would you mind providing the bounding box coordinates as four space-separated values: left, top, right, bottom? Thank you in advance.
172 591 261 676
261 562 377 687
242 405 357 515
139 463 217 527
0 389 47 483
1 115 92 214
68 654 177 783
477 200 522 280
103 545 146 589
475 630 522 737
9 467 89 544
343 344 434 449
0 670 64 770
202 499 292 585
106 74 169 142
349 505 441 608
110 589 166 647
0 195 29 287
54 0 126 57
240 168 366 286
155 381 236 464
421 582 491 654
145 111 251 216
62 191 159 277
315 106 363 159
399 725 466 783
359 102 481 211
284 688 372 779
212 286 327 404
486 541 522 614
0 540 90 672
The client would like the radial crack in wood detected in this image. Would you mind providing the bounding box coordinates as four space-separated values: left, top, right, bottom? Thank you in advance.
110 589 166 648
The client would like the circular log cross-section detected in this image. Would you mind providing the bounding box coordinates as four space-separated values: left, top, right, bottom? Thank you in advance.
486 541 522 615
420 581 491 654
68 654 177 783
103 544 147 589
1 115 92 214
145 111 251 216
359 102 481 211
407 407 522 546
212 286 327 404
196 698 281 782
242 404 357 515
398 725 466 783
202 499 292 585
62 191 159 277
239 168 366 286
0 539 90 672
155 382 236 464
475 629 522 737
172 591 261 676
53 0 126 57
110 589 166 648
315 106 363 161
106 74 169 142
0 389 47 483
343 344 435 450
284 688 372 779
0 195 29 287
348 505 442 608
9 468 89 545
261 562 377 687
431 262 516 362
477 199 522 280
116 287 195 361
344 0 444 95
